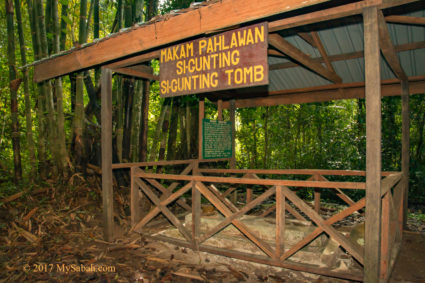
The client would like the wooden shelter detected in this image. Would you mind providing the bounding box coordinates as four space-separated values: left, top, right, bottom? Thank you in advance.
32 0 425 281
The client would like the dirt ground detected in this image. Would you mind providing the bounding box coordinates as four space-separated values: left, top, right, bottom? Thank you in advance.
1 182 425 282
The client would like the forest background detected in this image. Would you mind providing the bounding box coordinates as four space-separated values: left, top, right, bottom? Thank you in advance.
0 0 424 209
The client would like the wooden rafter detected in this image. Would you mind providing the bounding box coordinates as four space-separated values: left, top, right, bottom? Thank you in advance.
112 66 159 80
268 49 287 58
385 15 425 26
270 40 425 71
378 11 408 81
310 31 336 74
298 32 316 47
220 76 425 109
269 33 342 83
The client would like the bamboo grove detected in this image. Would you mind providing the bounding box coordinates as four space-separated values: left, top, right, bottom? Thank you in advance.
1 0 425 206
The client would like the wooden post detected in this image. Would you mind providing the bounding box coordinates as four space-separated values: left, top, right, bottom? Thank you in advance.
275 186 286 259
192 162 201 249
217 99 223 121
230 99 236 169
363 6 382 283
130 166 141 226
313 175 321 213
401 80 409 229
101 67 114 242
198 99 204 160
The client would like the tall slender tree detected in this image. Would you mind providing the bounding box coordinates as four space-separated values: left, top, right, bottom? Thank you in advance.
52 0 69 177
72 0 88 171
15 0 36 179
27 0 46 179
6 0 22 182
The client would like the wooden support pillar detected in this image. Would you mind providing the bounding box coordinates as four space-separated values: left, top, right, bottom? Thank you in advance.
217 99 223 121
363 6 382 283
401 80 410 229
198 99 205 160
313 175 321 213
130 166 141 226
230 100 236 169
101 67 114 242
275 186 286 259
192 162 201 249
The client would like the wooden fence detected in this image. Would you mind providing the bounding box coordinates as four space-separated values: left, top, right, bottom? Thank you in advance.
112 160 403 281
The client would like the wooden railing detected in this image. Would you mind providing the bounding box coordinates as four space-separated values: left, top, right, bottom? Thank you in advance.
118 160 402 281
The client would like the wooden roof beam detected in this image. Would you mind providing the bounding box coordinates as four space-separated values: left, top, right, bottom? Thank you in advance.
33 0 332 82
385 15 425 26
378 11 408 81
221 76 425 109
112 65 159 80
298 32 316 48
269 40 425 71
269 33 342 83
310 31 337 74
268 49 288 58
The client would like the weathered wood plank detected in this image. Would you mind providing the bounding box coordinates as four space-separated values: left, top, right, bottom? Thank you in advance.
101 67 114 242
130 167 141 226
385 15 425 26
131 180 193 232
275 186 285 259
364 6 382 283
199 187 276 244
198 167 397 177
220 76 425 109
269 34 342 83
280 197 366 261
112 66 159 81
195 181 275 258
34 0 331 82
198 100 204 160
282 186 364 264
135 172 366 189
135 178 192 242
401 80 410 229
378 11 407 81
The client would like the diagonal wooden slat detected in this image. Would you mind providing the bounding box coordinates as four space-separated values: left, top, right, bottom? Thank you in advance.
134 178 192 242
131 180 193 232
281 186 364 264
280 197 366 262
195 181 275 258
208 184 239 213
378 11 408 81
145 178 192 211
199 187 276 244
316 175 355 206
269 33 342 83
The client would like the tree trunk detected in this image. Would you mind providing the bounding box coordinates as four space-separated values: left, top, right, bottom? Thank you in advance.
27 0 46 179
139 80 150 162
94 0 100 86
130 81 143 162
122 78 134 161
72 0 87 171
158 99 172 161
146 0 158 20
15 0 36 179
116 78 124 162
59 2 68 50
53 0 69 177
36 0 58 176
167 100 178 160
6 0 22 183
149 101 167 161
263 107 269 168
